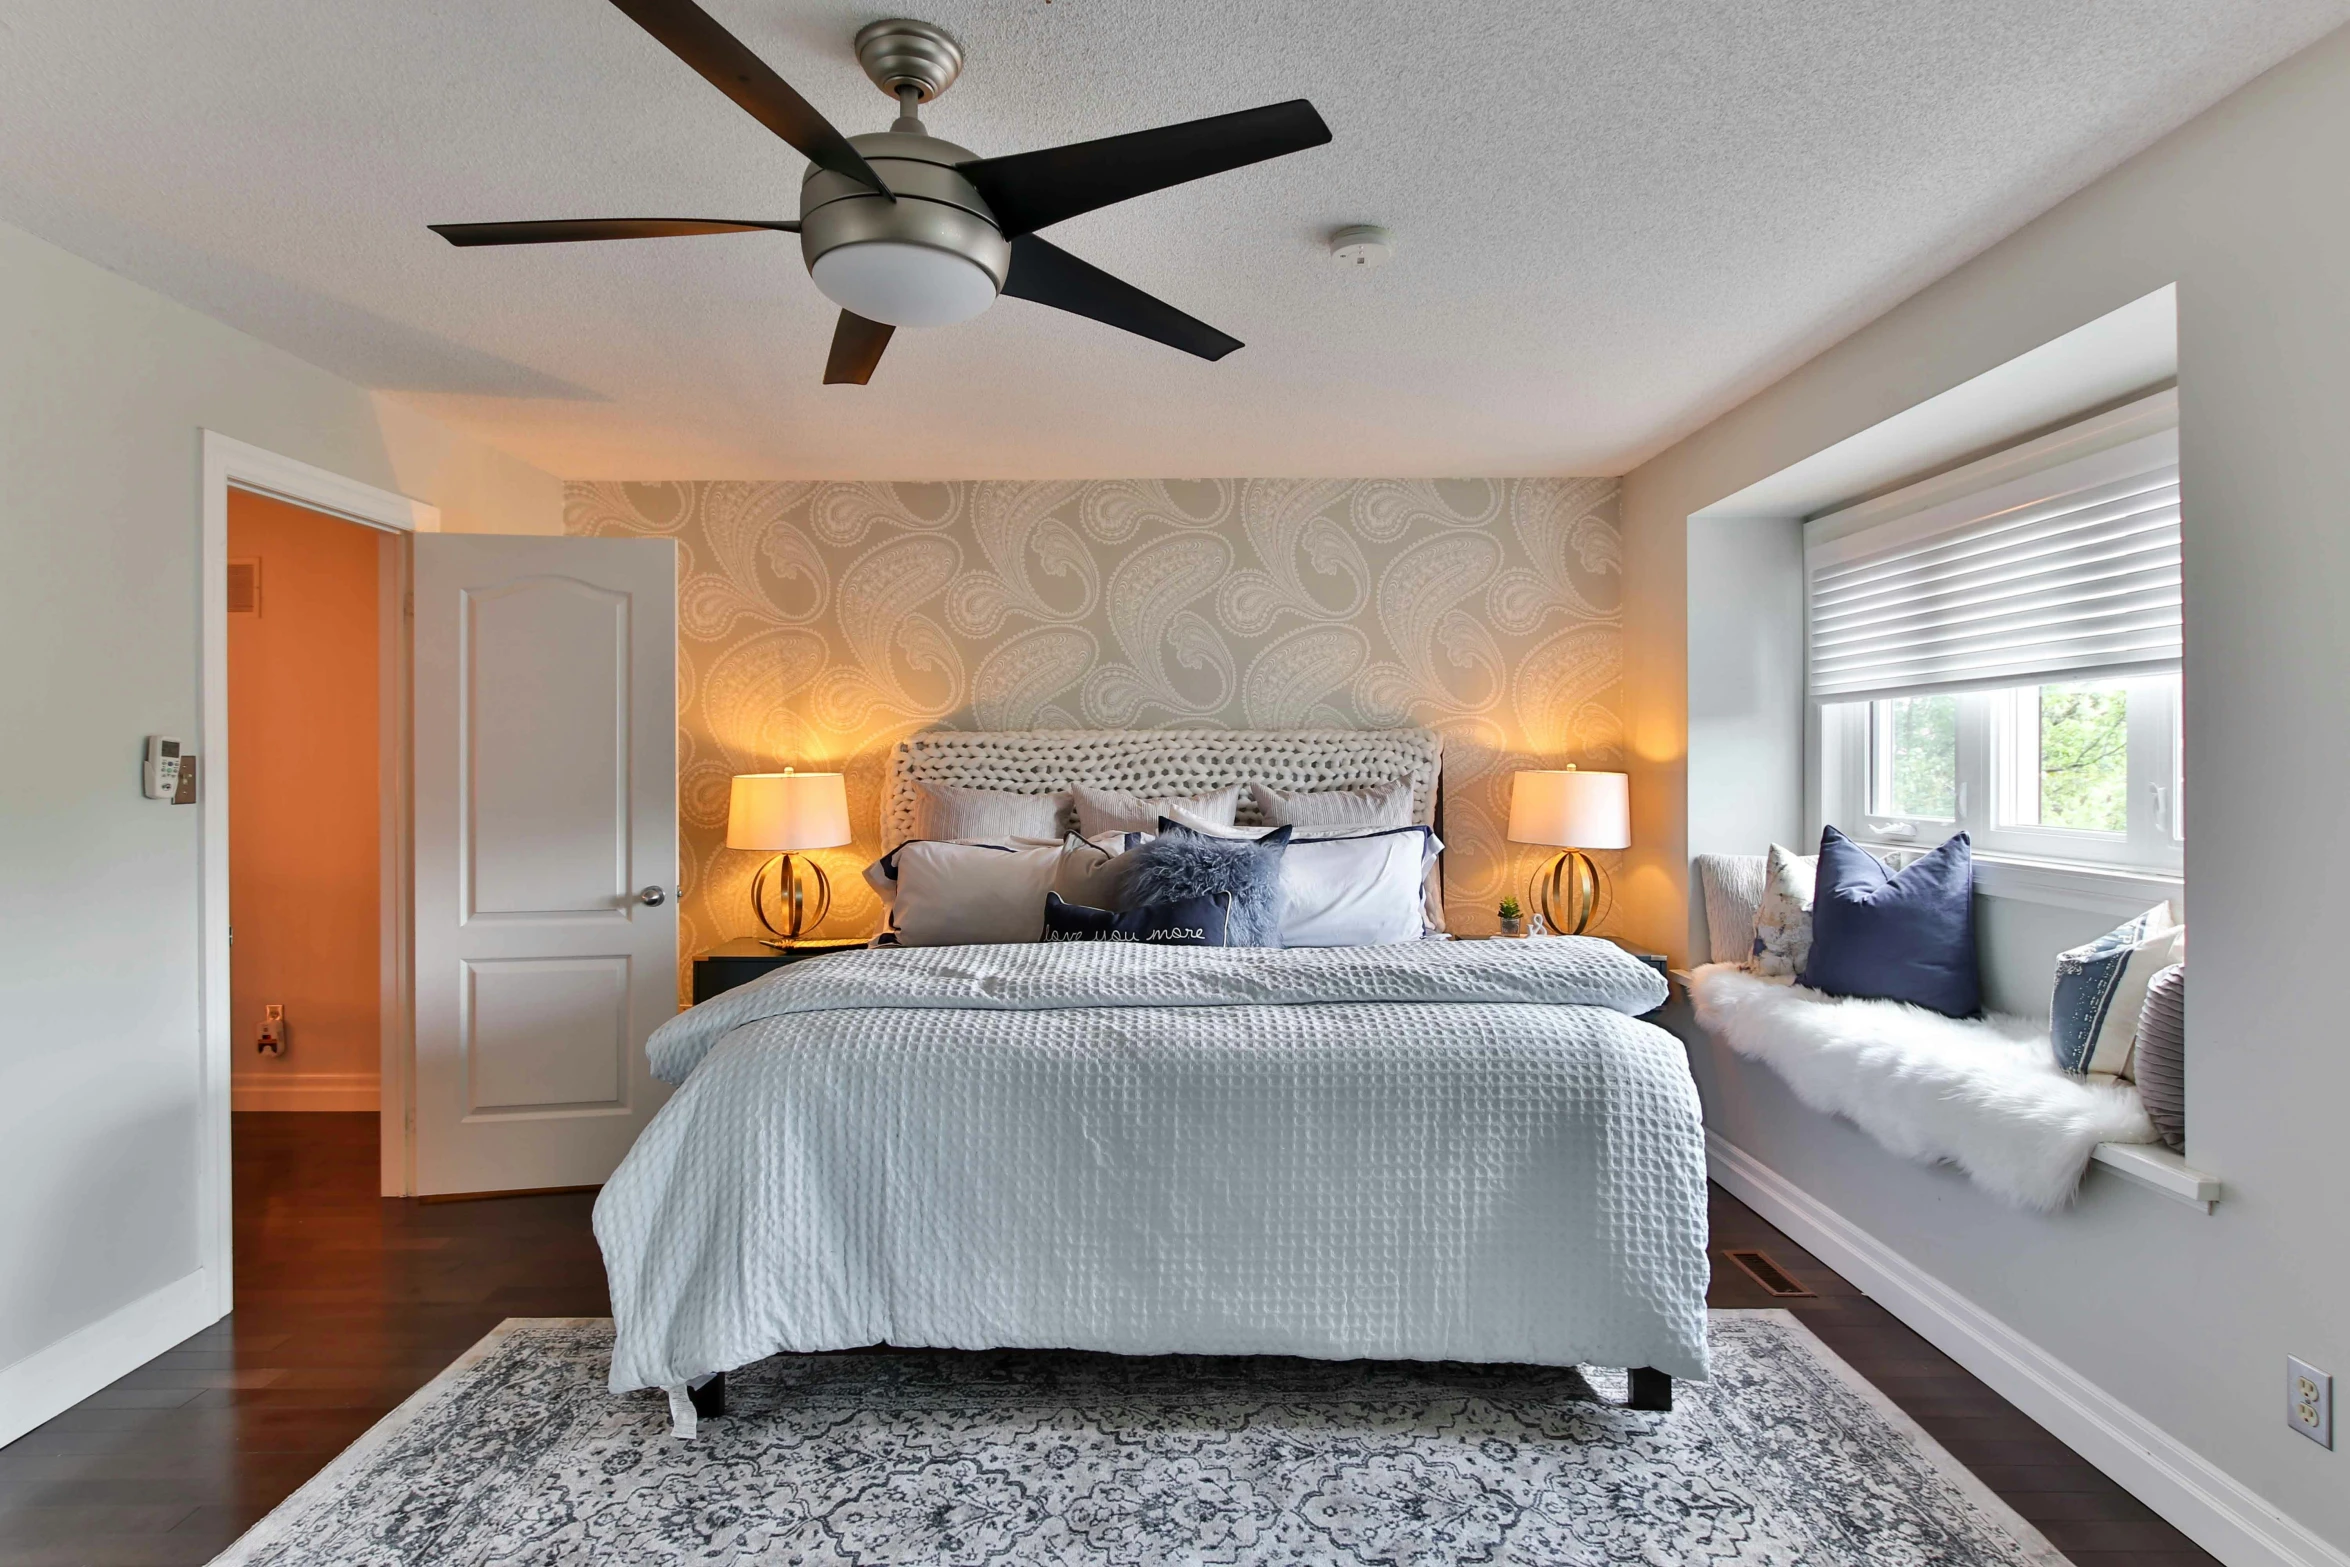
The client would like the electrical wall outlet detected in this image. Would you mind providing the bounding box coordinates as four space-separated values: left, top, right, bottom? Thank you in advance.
257 1003 286 1058
2289 1357 2332 1449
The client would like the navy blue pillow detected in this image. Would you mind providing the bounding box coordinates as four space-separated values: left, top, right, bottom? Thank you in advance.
1800 826 1980 1017
1042 891 1230 947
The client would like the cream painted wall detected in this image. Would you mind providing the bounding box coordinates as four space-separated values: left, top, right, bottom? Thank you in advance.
1622 23 2350 1564
0 216 559 1431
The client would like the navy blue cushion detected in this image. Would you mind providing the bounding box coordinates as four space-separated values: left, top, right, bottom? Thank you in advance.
1800 826 1980 1017
1041 891 1229 947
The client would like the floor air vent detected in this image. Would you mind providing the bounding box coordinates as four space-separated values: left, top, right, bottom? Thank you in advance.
1724 1248 1814 1298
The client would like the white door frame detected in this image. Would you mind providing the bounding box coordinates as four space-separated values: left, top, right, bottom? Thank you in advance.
198 431 439 1317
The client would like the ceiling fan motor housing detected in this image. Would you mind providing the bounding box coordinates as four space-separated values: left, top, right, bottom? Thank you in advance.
801 131 1009 326
852 19 963 104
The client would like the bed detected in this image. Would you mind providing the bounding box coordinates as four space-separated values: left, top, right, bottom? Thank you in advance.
590 729 1711 1434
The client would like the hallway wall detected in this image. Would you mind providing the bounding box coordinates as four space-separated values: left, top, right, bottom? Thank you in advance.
226 490 383 1111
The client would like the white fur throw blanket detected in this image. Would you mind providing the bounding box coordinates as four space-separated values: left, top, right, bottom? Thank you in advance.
1688 964 2156 1212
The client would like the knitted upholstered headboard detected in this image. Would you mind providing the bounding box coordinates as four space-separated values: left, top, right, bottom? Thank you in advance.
880 728 1444 850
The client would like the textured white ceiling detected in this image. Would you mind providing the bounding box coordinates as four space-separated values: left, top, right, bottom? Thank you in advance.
0 1 2340 478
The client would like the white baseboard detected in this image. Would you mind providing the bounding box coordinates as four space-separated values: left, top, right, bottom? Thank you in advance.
232 1073 379 1112
0 1268 220 1449
1707 1132 2349 1567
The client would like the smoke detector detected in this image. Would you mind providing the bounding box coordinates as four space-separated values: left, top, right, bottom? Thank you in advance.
1329 224 1392 269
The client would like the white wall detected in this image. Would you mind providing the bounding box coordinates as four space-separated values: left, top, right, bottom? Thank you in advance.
1683 512 1804 880
0 217 560 1442
1622 22 2350 1566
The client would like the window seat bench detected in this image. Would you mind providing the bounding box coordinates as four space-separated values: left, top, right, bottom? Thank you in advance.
1684 963 2216 1213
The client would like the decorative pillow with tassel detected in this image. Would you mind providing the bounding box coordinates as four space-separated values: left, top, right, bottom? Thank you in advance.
2050 904 2181 1080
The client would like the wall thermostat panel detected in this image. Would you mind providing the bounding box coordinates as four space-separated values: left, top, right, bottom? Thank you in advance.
144 736 183 800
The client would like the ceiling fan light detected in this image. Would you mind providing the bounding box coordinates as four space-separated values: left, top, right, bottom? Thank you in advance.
810 241 997 328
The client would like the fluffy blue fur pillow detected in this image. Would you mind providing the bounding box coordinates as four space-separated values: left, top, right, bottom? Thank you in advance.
1121 821 1291 946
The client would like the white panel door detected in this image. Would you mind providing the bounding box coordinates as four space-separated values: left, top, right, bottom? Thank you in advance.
411 535 678 1196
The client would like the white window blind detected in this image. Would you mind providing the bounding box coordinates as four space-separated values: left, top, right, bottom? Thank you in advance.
1806 429 2180 702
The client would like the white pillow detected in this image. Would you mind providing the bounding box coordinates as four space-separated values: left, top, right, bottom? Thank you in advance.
911 782 1067 843
1278 827 1435 946
866 841 1059 946
1248 779 1414 830
1751 844 1817 979
1073 782 1241 837
1050 832 1134 911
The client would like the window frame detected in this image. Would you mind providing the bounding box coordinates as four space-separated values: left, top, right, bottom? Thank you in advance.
1820 674 2183 876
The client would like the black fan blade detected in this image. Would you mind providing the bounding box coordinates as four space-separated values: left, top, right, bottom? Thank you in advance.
605 0 887 195
999 235 1241 361
430 218 800 247
824 310 896 384
958 99 1330 237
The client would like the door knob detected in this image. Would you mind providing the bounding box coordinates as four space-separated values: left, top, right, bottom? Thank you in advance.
638 886 667 907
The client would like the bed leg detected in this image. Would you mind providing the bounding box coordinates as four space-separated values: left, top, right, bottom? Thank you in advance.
1626 1367 1672 1412
689 1370 727 1420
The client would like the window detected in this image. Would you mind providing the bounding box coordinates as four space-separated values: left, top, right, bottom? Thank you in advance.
1809 400 2182 878
1824 674 2181 872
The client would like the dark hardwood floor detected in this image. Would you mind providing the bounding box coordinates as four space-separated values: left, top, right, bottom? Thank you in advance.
0 1112 2215 1566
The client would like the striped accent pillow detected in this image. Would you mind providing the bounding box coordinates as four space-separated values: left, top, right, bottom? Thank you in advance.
2134 963 2186 1152
2050 904 2182 1079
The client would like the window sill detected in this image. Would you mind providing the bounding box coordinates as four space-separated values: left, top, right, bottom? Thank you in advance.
2089 1142 2219 1212
1845 841 2182 917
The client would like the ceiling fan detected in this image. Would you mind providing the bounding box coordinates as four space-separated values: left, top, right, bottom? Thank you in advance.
431 0 1331 384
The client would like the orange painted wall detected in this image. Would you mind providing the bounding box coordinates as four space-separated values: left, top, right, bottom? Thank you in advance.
227 490 381 1109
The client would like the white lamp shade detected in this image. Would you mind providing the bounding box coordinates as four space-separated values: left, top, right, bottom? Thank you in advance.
1507 768 1630 849
726 772 851 851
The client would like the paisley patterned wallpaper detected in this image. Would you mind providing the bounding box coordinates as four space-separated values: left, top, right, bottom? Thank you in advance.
564 478 1624 977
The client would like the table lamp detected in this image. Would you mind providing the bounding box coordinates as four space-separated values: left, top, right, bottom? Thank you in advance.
1506 766 1630 936
728 770 852 946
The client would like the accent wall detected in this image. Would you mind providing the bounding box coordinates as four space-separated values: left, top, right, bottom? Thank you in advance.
566 478 1625 973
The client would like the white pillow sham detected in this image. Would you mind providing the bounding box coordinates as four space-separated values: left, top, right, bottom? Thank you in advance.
1050 832 1134 911
1073 782 1242 837
910 782 1068 843
864 840 1059 946
1278 827 1435 946
1248 779 1414 830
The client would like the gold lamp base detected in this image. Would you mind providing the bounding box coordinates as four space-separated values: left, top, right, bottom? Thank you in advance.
751 852 832 947
1533 849 1603 936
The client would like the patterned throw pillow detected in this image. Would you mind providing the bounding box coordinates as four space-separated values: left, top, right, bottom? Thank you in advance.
2133 962 2186 1151
1750 844 1817 980
2050 903 2181 1079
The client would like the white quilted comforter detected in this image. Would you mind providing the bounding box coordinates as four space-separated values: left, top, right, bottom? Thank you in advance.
593 939 1709 1409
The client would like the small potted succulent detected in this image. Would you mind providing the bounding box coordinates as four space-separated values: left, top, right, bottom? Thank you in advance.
1497 896 1526 938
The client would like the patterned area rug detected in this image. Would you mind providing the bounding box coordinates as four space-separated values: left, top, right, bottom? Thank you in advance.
211 1312 2063 1565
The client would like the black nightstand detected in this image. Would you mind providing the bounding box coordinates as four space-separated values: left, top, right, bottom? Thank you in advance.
691 937 867 1003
